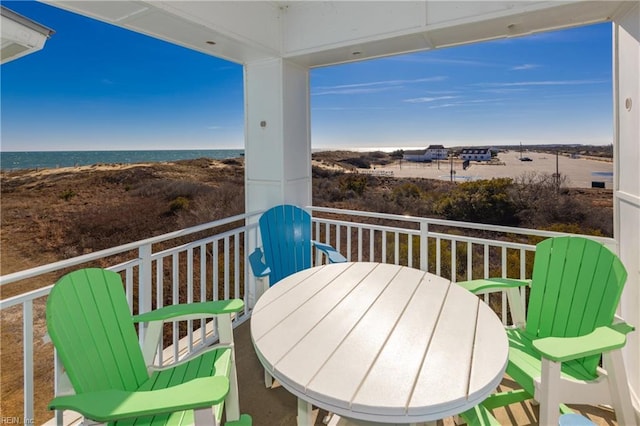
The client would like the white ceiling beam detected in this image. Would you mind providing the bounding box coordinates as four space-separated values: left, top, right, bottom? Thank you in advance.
42 1 629 67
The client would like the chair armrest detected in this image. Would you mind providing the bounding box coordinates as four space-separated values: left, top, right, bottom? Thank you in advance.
248 248 271 277
532 325 631 363
312 240 347 263
456 277 531 294
48 376 229 422
133 299 244 323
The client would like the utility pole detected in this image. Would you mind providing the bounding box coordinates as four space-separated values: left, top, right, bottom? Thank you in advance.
520 141 522 160
556 150 560 193
450 155 454 182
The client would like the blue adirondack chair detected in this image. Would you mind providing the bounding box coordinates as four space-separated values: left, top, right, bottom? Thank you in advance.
249 204 346 288
249 204 346 388
47 268 252 426
457 236 635 426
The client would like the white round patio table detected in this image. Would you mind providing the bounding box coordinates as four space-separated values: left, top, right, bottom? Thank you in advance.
250 262 508 425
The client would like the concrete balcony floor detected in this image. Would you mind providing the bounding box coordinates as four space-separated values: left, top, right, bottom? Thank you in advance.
233 320 618 426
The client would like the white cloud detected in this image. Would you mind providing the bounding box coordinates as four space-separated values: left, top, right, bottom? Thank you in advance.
478 88 529 94
313 86 397 96
510 64 540 71
314 106 393 111
476 79 608 87
386 55 495 67
313 76 447 96
427 98 507 109
403 95 458 103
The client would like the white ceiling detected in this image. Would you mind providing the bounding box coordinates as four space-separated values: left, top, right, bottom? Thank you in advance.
43 1 635 67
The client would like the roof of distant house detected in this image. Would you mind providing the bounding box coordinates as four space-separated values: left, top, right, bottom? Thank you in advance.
460 148 492 154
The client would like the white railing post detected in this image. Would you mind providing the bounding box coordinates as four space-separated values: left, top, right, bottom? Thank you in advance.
138 243 153 343
420 220 429 272
23 300 34 423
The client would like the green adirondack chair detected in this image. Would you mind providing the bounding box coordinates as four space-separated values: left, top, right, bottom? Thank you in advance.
46 268 252 426
457 236 635 426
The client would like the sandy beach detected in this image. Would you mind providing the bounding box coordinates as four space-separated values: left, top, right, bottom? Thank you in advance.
372 150 613 188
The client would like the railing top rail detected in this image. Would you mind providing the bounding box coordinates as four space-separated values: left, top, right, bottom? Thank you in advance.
0 212 250 287
0 283 53 310
308 206 615 245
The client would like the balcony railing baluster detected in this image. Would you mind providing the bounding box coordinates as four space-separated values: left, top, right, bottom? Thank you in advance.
23 299 34 422
187 248 194 354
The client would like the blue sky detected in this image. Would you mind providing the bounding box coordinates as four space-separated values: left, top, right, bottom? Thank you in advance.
1 1 613 151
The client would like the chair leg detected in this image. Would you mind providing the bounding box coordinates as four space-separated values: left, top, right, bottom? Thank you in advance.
218 314 240 422
194 407 217 426
225 355 241 422
603 349 635 425
250 277 269 309
505 286 526 328
539 358 562 426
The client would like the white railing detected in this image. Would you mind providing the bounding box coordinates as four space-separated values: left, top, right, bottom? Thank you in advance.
309 206 615 278
0 207 615 425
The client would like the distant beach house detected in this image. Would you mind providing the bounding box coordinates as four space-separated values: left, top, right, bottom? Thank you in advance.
403 145 448 162
459 148 493 162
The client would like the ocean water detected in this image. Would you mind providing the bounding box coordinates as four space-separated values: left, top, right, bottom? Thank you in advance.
0 149 244 171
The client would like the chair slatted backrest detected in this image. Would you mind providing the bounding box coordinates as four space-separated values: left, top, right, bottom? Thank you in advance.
259 205 313 285
46 268 149 394
525 236 627 375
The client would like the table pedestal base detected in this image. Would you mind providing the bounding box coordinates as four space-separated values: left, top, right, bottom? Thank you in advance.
324 413 436 426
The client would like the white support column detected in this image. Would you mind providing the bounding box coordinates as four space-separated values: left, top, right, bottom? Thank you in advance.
244 58 312 214
243 58 312 306
613 3 640 421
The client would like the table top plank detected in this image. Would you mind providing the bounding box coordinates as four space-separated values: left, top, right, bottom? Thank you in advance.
251 262 352 334
468 302 509 401
252 262 377 371
351 273 451 416
408 282 479 414
274 263 402 394
305 266 426 409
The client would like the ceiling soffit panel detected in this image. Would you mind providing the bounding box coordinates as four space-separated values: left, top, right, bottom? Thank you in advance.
44 0 281 64
1 6 54 64
151 2 281 57
46 1 151 22
426 1 618 48
287 32 433 68
424 1 545 26
281 1 428 54
280 1 621 67
121 9 276 64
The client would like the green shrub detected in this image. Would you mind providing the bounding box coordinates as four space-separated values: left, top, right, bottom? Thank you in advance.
435 178 518 225
393 183 421 199
59 189 77 201
169 196 190 212
339 175 368 196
